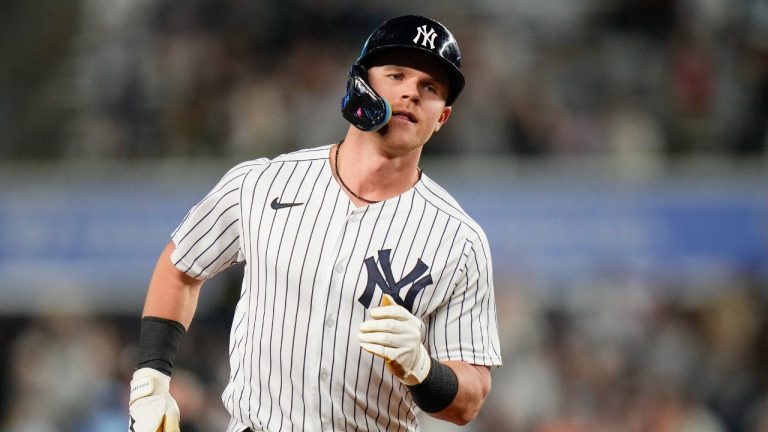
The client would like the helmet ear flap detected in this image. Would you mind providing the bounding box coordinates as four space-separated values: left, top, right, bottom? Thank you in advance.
340 64 392 131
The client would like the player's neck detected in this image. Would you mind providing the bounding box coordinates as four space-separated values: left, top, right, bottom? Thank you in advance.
331 134 423 206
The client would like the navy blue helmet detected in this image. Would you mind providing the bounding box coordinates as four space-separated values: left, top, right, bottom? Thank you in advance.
341 15 465 131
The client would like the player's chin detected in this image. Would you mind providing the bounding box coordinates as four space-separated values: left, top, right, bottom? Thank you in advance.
379 128 429 152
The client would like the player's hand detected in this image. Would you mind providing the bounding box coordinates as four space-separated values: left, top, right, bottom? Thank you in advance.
128 368 180 432
359 295 431 386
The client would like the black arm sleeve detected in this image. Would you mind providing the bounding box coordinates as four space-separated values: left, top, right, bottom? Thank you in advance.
407 358 459 413
136 316 186 376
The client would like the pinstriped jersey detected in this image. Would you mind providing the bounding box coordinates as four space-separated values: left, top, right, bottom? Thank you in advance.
170 145 502 432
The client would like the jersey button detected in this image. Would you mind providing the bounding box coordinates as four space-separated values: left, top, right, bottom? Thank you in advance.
319 369 330 381
325 316 335 327
334 262 345 273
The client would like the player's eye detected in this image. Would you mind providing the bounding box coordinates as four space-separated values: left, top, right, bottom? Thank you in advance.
388 73 404 80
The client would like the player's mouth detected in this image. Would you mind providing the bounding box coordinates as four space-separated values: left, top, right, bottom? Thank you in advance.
392 110 417 123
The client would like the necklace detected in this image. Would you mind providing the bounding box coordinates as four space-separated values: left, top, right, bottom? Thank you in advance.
335 140 379 204
334 140 423 205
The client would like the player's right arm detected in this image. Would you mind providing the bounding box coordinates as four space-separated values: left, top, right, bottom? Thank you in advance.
129 241 204 432
129 161 251 431
143 241 204 329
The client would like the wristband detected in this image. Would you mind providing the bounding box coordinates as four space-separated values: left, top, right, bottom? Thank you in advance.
136 316 185 376
407 358 459 413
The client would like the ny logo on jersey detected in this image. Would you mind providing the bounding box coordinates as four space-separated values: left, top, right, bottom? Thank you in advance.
358 249 433 313
413 25 437 49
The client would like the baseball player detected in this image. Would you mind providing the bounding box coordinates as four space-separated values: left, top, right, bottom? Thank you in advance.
129 15 502 432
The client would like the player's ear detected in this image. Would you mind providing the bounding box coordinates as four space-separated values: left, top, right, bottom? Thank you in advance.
434 106 452 132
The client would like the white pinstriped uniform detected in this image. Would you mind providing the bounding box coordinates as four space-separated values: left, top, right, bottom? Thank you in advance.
170 145 502 432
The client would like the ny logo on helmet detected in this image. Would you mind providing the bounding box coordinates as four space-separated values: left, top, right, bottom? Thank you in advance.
358 249 433 313
413 25 437 49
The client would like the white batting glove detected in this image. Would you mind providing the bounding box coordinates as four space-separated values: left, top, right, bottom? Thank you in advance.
129 368 180 432
359 295 432 386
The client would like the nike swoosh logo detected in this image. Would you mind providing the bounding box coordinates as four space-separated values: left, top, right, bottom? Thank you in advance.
271 197 303 210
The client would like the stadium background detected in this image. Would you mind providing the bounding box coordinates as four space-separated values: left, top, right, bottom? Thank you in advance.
1 1 768 431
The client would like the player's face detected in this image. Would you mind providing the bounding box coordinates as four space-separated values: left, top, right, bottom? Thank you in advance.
366 51 452 151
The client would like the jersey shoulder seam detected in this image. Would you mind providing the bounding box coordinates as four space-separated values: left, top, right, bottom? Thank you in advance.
269 145 332 164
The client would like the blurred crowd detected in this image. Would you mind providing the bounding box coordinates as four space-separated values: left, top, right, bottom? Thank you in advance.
486 276 768 432
2 0 768 160
2 0 768 431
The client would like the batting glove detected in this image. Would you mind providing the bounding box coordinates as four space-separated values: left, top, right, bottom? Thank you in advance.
129 367 180 432
359 295 431 386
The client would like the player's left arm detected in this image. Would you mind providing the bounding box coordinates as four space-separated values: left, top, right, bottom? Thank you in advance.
430 360 491 424
360 231 500 425
359 296 492 425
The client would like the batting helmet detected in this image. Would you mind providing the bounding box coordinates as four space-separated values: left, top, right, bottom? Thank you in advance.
341 15 465 131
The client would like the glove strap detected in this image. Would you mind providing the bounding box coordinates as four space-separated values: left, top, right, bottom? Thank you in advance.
392 344 431 386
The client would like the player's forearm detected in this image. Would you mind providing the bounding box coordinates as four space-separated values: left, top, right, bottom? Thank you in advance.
426 361 491 425
142 241 203 329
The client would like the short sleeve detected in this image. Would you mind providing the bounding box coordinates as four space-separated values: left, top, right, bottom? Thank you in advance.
170 162 257 280
427 231 503 367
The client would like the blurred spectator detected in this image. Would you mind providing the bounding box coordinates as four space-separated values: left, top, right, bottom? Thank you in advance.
734 0 768 154
0 0 79 158
5 314 124 431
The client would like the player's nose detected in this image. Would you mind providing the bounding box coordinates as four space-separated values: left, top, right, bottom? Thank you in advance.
399 78 420 102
